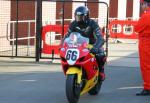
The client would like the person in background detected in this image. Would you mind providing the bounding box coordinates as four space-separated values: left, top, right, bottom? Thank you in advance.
135 0 150 96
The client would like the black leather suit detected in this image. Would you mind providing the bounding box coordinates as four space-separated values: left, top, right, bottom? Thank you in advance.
63 19 106 72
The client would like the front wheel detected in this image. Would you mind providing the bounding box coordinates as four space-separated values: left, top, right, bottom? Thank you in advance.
88 76 102 95
66 74 81 103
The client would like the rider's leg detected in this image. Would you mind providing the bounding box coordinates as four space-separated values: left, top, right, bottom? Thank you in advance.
96 51 106 81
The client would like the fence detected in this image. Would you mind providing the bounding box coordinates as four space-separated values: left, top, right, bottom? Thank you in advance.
40 1 109 60
0 0 36 58
0 0 109 61
109 20 138 39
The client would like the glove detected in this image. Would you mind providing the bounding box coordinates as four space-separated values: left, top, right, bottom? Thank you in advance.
90 47 99 54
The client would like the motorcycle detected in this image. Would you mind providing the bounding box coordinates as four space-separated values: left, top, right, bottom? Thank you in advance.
59 32 103 103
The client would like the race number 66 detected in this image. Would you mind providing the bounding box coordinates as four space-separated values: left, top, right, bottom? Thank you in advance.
66 49 79 61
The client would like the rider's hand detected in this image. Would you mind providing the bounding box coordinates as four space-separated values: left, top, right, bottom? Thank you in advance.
90 47 99 54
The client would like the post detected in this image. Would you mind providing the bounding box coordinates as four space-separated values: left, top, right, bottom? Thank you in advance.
36 0 42 62
15 0 19 57
62 1 65 38
105 4 109 57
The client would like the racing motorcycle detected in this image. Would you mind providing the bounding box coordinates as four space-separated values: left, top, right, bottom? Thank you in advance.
59 32 103 103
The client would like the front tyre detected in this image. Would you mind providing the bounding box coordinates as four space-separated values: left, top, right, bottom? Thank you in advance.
88 76 102 95
66 74 81 103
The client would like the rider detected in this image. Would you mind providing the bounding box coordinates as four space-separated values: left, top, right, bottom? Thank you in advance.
62 6 106 80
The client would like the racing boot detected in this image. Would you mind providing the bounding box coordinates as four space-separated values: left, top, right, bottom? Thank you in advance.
96 49 107 81
97 57 106 81
99 66 105 81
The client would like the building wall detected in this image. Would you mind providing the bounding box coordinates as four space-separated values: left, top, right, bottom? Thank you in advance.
87 0 99 18
0 0 141 50
126 0 133 18
11 1 35 21
133 0 140 20
56 1 72 25
109 0 140 20
42 2 56 25
11 1 35 45
10 0 141 25
109 0 118 18
118 0 127 20
0 0 11 51
98 0 109 27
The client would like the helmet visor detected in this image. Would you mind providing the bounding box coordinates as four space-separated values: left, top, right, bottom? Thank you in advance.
75 15 84 22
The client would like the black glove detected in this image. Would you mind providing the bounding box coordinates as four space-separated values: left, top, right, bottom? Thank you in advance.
90 47 99 54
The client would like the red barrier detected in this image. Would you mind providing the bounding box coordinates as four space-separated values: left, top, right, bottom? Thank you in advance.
109 20 138 39
42 25 69 54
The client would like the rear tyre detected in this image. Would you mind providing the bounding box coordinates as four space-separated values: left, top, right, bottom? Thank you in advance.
66 74 81 103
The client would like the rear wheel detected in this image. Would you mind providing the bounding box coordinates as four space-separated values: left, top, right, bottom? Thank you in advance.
66 74 81 103
88 75 102 95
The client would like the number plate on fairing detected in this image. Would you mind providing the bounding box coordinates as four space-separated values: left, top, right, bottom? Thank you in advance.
65 49 80 65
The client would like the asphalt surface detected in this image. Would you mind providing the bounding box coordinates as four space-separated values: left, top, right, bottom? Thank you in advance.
0 60 149 103
0 42 150 103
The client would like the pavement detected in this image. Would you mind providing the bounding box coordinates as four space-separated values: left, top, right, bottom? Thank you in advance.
0 40 139 67
107 42 139 67
0 42 148 103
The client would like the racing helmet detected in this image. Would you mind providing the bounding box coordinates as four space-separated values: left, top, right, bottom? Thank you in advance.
140 0 150 6
140 0 150 3
144 0 150 2
74 6 89 24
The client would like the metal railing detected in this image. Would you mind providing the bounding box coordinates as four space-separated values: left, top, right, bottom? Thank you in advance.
6 20 36 56
5 17 108 57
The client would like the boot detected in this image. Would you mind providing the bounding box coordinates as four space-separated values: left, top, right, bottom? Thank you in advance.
99 66 105 81
96 53 106 81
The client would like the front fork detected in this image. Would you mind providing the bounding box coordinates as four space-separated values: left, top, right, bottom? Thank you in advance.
66 67 82 84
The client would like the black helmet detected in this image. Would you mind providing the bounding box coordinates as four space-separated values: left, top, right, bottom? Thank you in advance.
74 6 89 24
141 0 150 3
144 0 150 2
